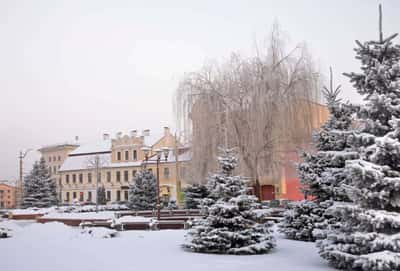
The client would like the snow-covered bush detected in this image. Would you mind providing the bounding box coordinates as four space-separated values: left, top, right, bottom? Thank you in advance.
0 227 12 238
183 148 275 255
183 183 209 209
279 200 325 242
318 26 400 270
22 157 58 208
128 170 157 210
80 227 118 238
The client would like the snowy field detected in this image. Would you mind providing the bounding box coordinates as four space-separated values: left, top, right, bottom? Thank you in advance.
0 220 334 271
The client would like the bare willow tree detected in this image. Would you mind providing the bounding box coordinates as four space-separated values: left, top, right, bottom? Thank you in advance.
175 24 323 197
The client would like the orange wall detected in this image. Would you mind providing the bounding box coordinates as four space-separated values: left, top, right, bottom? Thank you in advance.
0 184 16 209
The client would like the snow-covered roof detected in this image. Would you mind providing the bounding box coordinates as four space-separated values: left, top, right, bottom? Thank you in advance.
60 149 191 172
146 149 191 164
69 140 112 156
38 142 80 153
59 153 111 172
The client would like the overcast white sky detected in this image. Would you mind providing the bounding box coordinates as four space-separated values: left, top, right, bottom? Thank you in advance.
1 0 399 181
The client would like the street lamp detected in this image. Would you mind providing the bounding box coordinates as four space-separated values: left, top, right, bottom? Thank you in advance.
141 146 170 220
18 149 32 208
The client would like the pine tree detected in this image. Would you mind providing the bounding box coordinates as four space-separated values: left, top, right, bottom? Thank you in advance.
184 183 209 209
279 69 358 242
22 157 58 208
97 185 106 205
319 7 400 270
182 148 275 255
128 169 157 210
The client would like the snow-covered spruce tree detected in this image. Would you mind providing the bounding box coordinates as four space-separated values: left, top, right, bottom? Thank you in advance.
22 157 58 208
128 169 157 210
97 185 106 205
319 10 400 270
184 183 209 209
279 69 358 242
183 148 275 255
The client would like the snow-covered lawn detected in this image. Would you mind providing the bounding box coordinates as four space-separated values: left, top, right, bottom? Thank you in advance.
0 220 334 271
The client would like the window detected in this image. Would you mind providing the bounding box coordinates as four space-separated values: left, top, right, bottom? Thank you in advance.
106 191 111 201
58 156 61 161
53 156 56 162
49 157 51 162
117 152 121 161
125 151 129 160
79 174 83 184
133 150 137 160
107 172 111 182
72 174 76 183
124 171 128 182
116 171 121 182
116 190 121 201
124 190 128 201
148 168 153 174
66 174 70 184
73 192 77 199
88 191 92 202
53 166 57 174
164 167 170 179
49 167 52 174
132 170 137 177
79 192 84 201
88 173 92 183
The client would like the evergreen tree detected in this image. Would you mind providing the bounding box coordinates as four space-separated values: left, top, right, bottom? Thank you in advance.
184 183 209 209
22 157 58 208
183 148 275 255
97 185 106 205
279 69 357 242
167 199 178 210
319 9 400 270
128 169 157 210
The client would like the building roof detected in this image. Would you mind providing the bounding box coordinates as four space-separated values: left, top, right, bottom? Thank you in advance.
38 142 80 153
69 140 112 156
59 150 191 172
0 180 16 187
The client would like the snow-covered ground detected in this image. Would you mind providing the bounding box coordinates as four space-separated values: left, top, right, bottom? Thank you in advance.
0 220 333 271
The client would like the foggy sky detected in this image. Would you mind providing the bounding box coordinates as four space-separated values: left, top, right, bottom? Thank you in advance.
1 0 399 181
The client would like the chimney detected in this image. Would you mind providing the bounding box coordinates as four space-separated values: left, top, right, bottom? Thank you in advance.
103 133 110 140
163 126 170 136
130 130 137 138
142 129 150 137
116 132 122 139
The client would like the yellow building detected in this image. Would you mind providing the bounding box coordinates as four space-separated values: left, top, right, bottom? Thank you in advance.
53 127 189 204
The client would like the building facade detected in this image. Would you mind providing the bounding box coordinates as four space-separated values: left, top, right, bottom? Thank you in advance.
0 182 16 209
54 127 189 204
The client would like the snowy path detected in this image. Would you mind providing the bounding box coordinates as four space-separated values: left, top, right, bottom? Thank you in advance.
0 220 334 271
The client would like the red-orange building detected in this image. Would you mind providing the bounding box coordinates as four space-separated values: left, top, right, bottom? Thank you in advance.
0 182 16 209
258 101 329 201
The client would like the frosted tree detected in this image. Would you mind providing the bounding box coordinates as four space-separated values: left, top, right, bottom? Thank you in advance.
22 157 58 208
128 169 157 210
319 6 400 270
279 68 358 242
97 185 106 205
183 148 276 255
184 183 209 209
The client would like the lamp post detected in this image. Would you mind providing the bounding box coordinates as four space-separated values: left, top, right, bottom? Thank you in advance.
17 149 32 208
141 146 170 220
